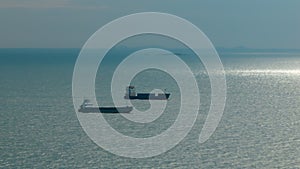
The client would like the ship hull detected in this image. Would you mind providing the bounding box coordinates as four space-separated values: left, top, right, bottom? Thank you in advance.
78 106 133 113
124 93 170 100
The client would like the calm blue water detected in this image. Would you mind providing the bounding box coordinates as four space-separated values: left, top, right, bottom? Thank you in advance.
0 49 299 168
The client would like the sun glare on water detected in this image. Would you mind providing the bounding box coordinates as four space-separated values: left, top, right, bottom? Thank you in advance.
230 69 300 76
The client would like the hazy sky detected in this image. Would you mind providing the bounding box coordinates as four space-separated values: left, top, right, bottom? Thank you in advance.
0 0 299 49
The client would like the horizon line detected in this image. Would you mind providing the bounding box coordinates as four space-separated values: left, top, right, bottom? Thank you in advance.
1 47 300 51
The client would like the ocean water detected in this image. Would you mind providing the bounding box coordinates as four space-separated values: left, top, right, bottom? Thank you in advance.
0 48 299 168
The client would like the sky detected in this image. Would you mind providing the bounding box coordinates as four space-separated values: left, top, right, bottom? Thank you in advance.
0 0 299 49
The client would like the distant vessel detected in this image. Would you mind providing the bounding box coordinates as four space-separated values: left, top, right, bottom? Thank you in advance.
124 86 170 100
78 99 133 113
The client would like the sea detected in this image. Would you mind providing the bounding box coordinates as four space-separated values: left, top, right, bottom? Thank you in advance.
0 48 299 168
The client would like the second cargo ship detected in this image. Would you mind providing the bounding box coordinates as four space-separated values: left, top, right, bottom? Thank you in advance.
124 86 170 100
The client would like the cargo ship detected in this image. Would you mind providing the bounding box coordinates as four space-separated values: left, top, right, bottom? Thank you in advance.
78 99 133 113
124 86 170 100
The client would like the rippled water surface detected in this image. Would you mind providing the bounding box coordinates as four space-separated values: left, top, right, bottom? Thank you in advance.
0 49 299 168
